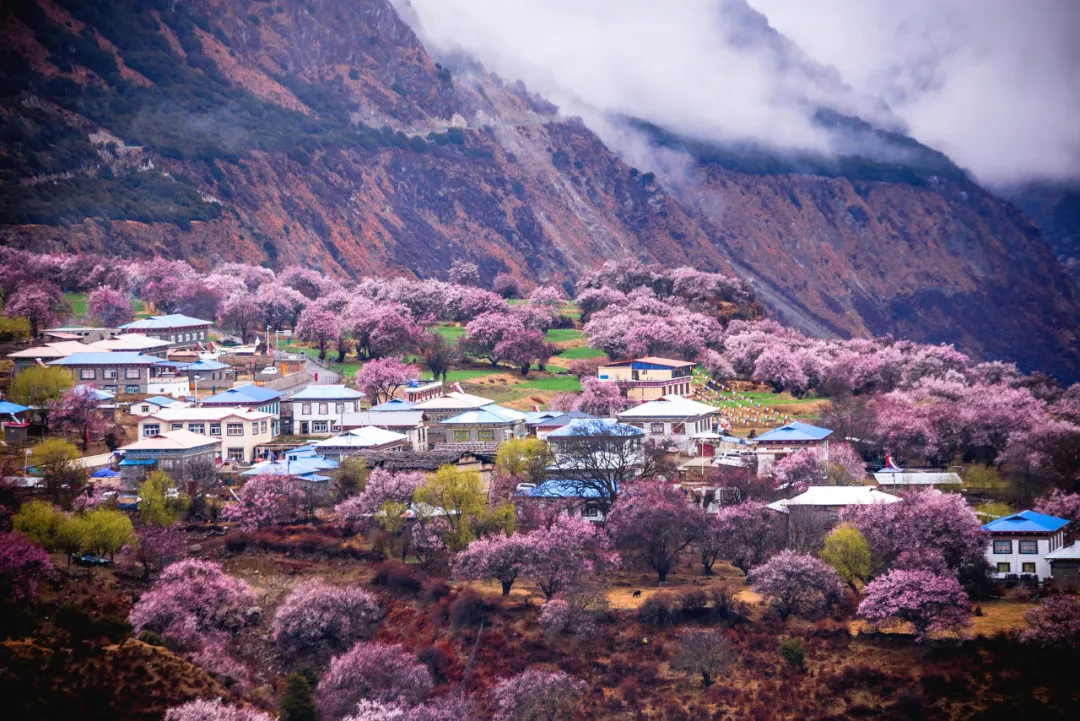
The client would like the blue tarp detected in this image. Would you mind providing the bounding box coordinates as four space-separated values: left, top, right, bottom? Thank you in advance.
119 458 157 466
90 468 120 478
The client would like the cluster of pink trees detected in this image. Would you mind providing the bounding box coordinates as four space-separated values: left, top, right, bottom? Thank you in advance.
220 474 305 531
857 570 970 642
165 699 273 721
766 442 866 491
606 483 699 583
272 579 383 657
316 642 435 720
748 550 846 618
453 513 618 598
0 532 55 601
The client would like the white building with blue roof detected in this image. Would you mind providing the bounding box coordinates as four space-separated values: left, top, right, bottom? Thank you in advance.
288 385 366 436
200 385 282 419
983 510 1069 581
118 314 212 349
751 421 834 474
439 404 527 446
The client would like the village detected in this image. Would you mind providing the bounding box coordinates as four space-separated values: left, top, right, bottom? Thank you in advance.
1 252 1079 720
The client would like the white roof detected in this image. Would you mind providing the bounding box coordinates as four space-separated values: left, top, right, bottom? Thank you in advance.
146 407 273 423
767 486 899 513
414 391 494 411
8 340 111 358
618 394 716 419
290 384 366 401
95 334 172 351
1046 542 1080 560
313 426 409 448
120 429 222 451
874 471 962 486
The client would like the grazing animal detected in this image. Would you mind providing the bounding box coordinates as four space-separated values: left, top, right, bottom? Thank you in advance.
632 590 642 598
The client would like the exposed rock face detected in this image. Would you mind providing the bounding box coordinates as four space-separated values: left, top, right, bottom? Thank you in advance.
0 0 1078 381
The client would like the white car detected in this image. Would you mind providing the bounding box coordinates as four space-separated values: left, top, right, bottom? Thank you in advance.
258 366 279 375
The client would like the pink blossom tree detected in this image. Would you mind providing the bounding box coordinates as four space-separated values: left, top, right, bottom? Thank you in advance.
711 501 777 574
700 349 736 381
576 377 626 416
356 358 419 404
522 513 619 599
528 285 565 307
575 286 625 321
256 281 307 329
606 483 699 583
316 642 434 721
279 267 330 299
1021 594 1080 648
221 474 304 531
165 699 273 721
345 298 420 359
212 263 275 290
4 283 66 336
87 286 134 327
492 272 521 299
494 330 550 377
464 312 525 367
753 345 810 396
49 385 106 450
273 579 383 656
453 533 533 595
490 668 587 721
841 490 986 580
295 305 342 360
135 525 186 580
336 469 425 530
450 286 509 321
0 532 55 601
174 276 227 320
748 550 846 618
449 259 481 286
1034 490 1080 535
129 559 258 652
857 569 970 642
767 449 823 493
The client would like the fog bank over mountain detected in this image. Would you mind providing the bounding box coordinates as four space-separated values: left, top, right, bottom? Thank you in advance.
400 0 1080 187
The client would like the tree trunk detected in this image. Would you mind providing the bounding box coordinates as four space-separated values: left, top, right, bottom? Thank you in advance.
501 579 513 596
702 671 712 688
318 341 327 360
657 566 669 583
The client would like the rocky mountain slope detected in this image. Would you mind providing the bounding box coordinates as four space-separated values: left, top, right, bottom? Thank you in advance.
0 0 1078 382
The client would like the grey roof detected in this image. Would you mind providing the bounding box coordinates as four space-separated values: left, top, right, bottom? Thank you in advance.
48 352 160 366
874 471 962 486
119 314 212 330
359 448 496 471
341 411 425 427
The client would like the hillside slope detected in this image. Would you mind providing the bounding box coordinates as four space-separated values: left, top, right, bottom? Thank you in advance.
0 0 1078 381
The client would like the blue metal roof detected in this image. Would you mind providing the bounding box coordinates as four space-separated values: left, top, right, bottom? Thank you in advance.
242 457 339 478
119 458 157 466
520 479 617 499
142 396 179 407
369 398 417 411
178 360 230 371
119 314 211 330
754 421 833 442
0 400 29 415
982 510 1068 534
202 386 281 404
546 418 645 438
441 404 526 425
290 385 366 401
49 352 159 366
529 411 599 427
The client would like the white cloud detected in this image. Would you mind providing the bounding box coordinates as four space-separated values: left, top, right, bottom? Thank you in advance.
399 0 1080 186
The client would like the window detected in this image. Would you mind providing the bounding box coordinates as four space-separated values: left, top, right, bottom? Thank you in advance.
226 423 244 436
103 369 117 380
996 562 1011 573
477 429 495 442
260 420 267 434
171 423 183 431
993 540 1012 554
188 423 205 434
672 423 686 435
302 403 312 416
210 423 221 436
1019 540 1038 554
312 421 328 433
227 448 245 461
141 405 150 413
454 430 470 442
104 385 116 393
336 402 345 414
126 385 140 394
319 403 329 415
650 423 665 434
143 424 160 436
125 368 141 379
1022 562 1037 574
80 369 96 380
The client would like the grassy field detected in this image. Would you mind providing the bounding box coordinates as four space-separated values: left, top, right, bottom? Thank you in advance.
554 345 606 360
518 375 582 392
420 368 496 383
429 324 466 345
64 293 150 323
544 328 584 343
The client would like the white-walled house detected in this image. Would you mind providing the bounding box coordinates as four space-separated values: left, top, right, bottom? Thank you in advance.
982 510 1069 581
616 395 716 450
130 396 189 417
138 407 275 464
289 385 366 436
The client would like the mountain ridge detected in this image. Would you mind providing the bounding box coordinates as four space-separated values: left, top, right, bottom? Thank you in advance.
0 0 1078 382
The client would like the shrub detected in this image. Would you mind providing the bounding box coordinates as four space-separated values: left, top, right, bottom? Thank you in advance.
778 638 805 669
636 593 682 627
1021 594 1080 648
371 561 424 595
280 671 318 721
316 641 434 721
672 628 733 688
138 629 165 647
273 579 383 656
417 645 455 685
490 668 587 721
449 590 497 629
